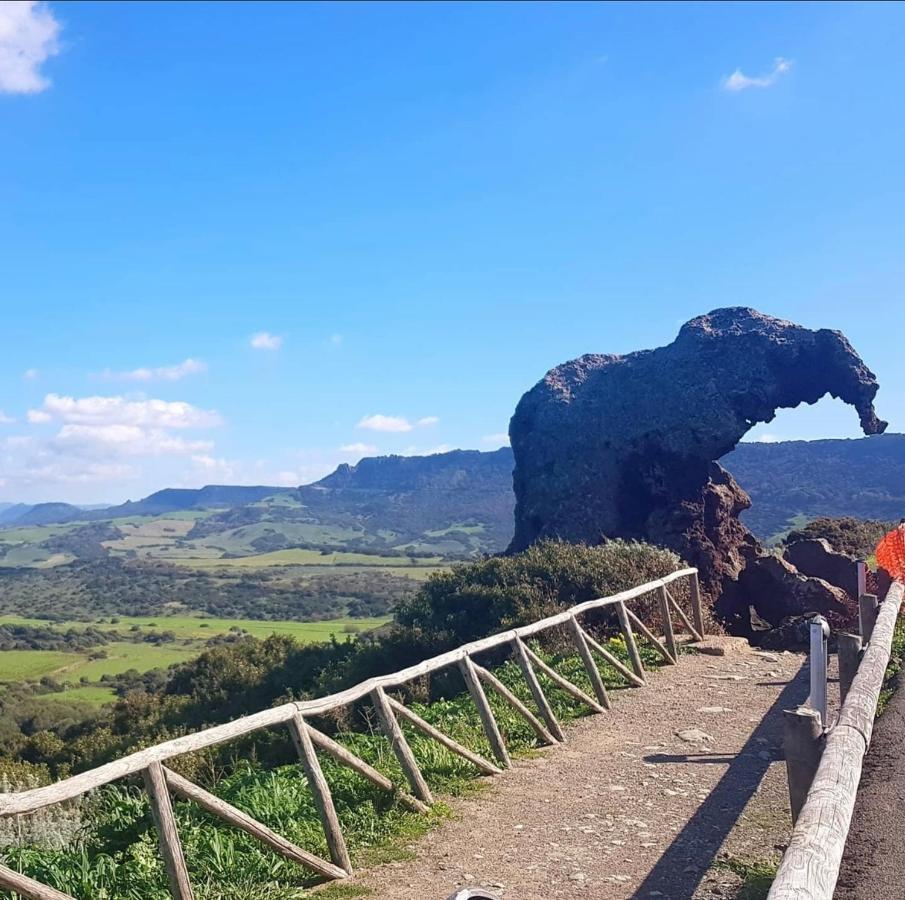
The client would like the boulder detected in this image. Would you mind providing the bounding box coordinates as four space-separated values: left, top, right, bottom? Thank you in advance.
783 538 859 599
508 307 886 631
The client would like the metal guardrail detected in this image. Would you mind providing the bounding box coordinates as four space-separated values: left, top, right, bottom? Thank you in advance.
0 567 704 900
770 578 904 900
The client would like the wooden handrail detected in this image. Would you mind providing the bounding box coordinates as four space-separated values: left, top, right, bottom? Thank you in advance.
768 580 904 899
0 566 697 817
0 566 702 897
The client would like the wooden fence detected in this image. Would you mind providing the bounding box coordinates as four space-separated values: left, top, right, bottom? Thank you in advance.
769 578 905 899
0 567 703 900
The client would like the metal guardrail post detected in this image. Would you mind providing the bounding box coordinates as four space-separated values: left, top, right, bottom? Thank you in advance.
809 615 829 728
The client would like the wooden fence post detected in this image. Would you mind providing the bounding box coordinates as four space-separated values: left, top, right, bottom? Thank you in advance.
371 686 434 804
568 616 610 708
689 570 705 639
459 656 511 768
783 706 824 825
143 761 194 900
657 586 678 663
859 593 879 643
288 714 352 874
512 637 565 741
837 632 863 705
616 601 646 682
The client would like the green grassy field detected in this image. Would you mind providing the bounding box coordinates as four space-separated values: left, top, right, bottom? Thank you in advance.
0 650 82 681
0 614 389 641
0 615 391 705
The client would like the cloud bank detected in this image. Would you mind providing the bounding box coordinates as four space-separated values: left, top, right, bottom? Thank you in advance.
0 1 61 94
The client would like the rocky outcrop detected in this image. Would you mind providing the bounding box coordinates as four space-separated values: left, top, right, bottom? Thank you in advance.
508 308 886 631
783 538 860 600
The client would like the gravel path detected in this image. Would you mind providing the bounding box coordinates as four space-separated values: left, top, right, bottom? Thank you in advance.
345 644 809 900
835 673 905 900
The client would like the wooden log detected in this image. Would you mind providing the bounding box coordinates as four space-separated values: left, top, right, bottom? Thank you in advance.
306 725 428 814
567 616 610 708
0 567 698 818
837 632 862 706
782 707 823 825
0 864 76 900
665 587 704 642
512 637 565 741
371 686 433 804
579 626 645 688
472 663 558 745
615 601 646 682
520 643 607 714
459 656 511 767
288 714 352 873
386 696 501 776
625 605 675 664
143 761 194 900
162 766 347 881
858 593 879 643
689 570 706 639
657 586 678 664
767 581 904 900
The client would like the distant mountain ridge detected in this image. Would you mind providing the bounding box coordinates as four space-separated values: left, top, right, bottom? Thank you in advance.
724 433 905 538
1 437 904 546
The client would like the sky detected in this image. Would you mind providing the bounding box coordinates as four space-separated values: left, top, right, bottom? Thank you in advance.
1 1 904 504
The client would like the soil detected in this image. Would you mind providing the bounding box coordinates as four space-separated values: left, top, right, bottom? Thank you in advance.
345 645 811 900
835 672 905 899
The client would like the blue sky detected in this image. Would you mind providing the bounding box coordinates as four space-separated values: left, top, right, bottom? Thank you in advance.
1 1 904 503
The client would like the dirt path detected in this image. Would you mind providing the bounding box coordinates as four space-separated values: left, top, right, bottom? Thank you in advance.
834 674 905 900
346 645 809 900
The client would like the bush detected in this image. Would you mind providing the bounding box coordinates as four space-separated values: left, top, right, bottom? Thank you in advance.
395 539 684 648
784 517 898 559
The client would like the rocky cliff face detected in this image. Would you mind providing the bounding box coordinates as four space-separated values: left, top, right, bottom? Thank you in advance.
508 308 887 630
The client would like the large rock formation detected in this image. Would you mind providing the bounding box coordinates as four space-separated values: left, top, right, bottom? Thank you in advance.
508 308 887 631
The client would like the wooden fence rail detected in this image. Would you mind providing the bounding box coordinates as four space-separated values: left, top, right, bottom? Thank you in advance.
769 579 905 900
0 567 702 900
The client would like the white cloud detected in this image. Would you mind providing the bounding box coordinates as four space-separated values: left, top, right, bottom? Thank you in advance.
28 393 222 429
102 358 208 382
53 424 213 458
0 410 14 425
273 471 301 486
22 368 39 380
0 1 60 95
723 58 792 92
482 432 510 446
340 442 377 454
356 414 440 433
328 334 343 347
400 444 456 457
357 414 413 433
250 331 283 351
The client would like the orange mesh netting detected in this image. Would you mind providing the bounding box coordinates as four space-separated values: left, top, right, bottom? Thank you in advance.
876 524 905 582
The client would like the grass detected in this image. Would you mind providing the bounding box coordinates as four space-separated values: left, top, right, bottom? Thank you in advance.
0 617 391 703
0 650 82 681
36 685 118 705
715 857 778 900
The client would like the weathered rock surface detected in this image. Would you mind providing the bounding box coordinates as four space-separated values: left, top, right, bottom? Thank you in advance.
784 538 860 599
508 307 886 631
